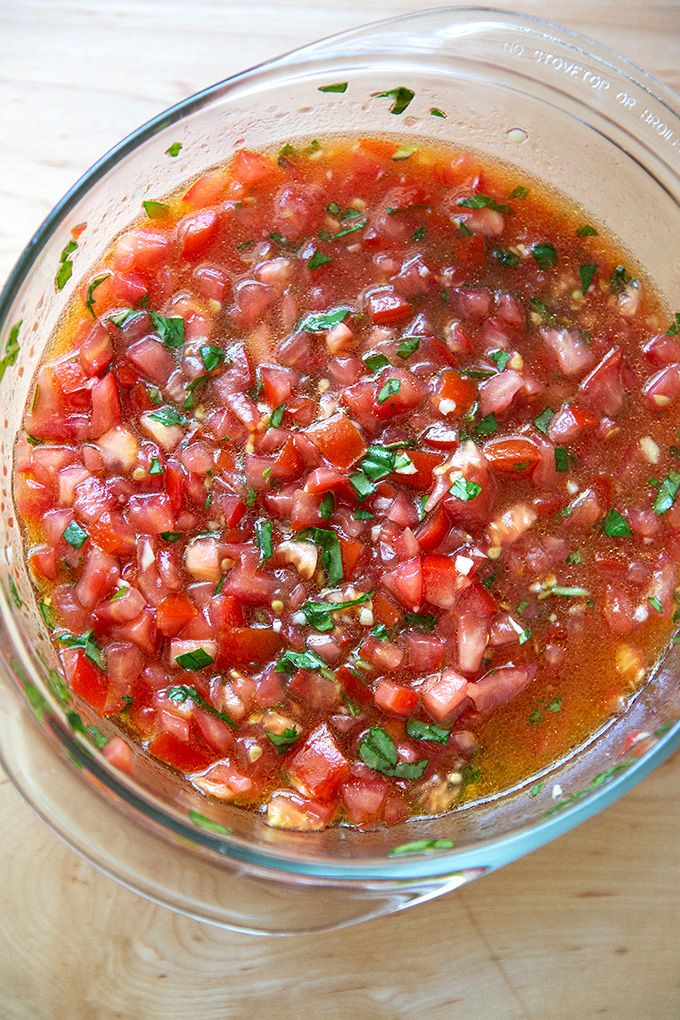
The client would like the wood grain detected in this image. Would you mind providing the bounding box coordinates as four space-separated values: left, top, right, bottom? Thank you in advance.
0 3 678 1018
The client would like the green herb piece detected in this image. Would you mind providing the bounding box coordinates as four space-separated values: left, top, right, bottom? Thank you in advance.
576 224 598 237
412 225 426 242
167 685 237 729
362 353 390 375
266 403 286 431
62 520 88 550
266 726 301 754
565 549 583 565
56 629 105 670
255 518 273 563
278 142 297 162
371 623 389 641
245 486 257 507
403 612 437 631
457 193 509 213
333 216 367 240
532 242 558 269
7 577 22 609
491 246 519 268
397 337 420 360
528 707 543 725
297 306 350 333
533 406 555 435
359 726 427 779
308 250 332 271
462 762 482 784
517 599 528 614
214 577 225 596
648 595 663 614
538 584 591 600
609 265 631 294
579 263 597 294
275 647 330 675
456 220 473 237
236 239 255 252
313 494 333 524
174 647 214 670
84 275 109 316
377 378 401 404
548 697 562 712
159 533 183 547
143 200 169 219
150 311 185 349
38 601 56 628
47 668 71 705
511 185 529 199
666 313 680 336
372 86 415 115
653 470 680 515
449 477 481 502
554 447 569 473
406 718 450 744
326 201 342 216
261 466 272 483
300 591 373 633
147 457 164 476
360 444 396 481
318 82 348 93
294 527 343 585
518 627 532 645
349 471 376 500
55 239 77 290
529 297 557 325
388 838 454 857
392 143 418 161
528 781 544 798
429 107 447 119
165 142 182 157
109 586 129 602
148 406 187 427
603 508 632 538
490 350 511 372
188 810 232 835
200 345 227 373
475 413 498 436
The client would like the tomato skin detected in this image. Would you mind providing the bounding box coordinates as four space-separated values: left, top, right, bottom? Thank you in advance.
147 731 215 773
68 650 109 714
415 504 449 552
216 627 283 667
156 593 198 637
340 537 364 580
288 723 350 800
483 435 541 475
176 208 220 260
367 288 413 325
305 413 366 471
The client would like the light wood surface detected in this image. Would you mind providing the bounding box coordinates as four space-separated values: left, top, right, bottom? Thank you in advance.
1 2 679 1017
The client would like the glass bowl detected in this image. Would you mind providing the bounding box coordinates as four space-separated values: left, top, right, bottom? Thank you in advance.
0 7 678 936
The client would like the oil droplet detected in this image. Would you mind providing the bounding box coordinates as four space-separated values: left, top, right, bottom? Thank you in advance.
506 127 528 144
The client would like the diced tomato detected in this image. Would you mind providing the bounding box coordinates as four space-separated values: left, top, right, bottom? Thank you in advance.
483 435 541 475
90 373 121 438
374 680 419 717
372 368 423 419
103 736 135 775
68 649 109 714
435 370 477 417
422 554 468 610
547 402 598 443
578 347 625 417
156 593 198 637
340 537 364 580
288 724 350 799
148 731 215 773
177 208 220 260
422 669 468 723
468 663 536 712
392 450 442 491
415 504 449 552
382 556 423 611
217 627 283 667
182 170 230 209
367 287 413 325
305 413 366 470
372 591 403 629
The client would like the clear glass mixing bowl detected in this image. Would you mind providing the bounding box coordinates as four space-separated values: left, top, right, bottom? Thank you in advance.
0 7 678 935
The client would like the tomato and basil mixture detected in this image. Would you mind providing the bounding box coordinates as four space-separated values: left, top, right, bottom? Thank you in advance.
13 133 680 830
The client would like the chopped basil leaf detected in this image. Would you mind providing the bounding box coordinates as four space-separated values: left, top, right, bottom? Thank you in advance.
363 352 390 373
648 595 663 614
326 201 342 216
397 337 421 360
579 263 597 294
456 220 473 237
200 345 228 373
360 444 397 481
511 185 529 199
349 471 375 500
532 242 558 269
518 627 532 645
188 810 232 835
319 493 334 521
609 265 631 294
150 311 185 349
491 246 519 268
653 470 680 515
371 623 389 641
294 527 343 585
266 726 301 753
165 142 182 157
246 486 257 507
529 297 557 325
108 307 143 329
0 320 21 382
308 250 332 270
404 612 437 631
300 592 373 633
538 584 591 600
262 466 272 482
84 275 109 317
56 629 105 670
392 143 418 161
275 647 330 674
55 253 74 291
267 403 286 430
489 350 510 372
62 520 88 550
39 601 56 629
666 313 680 336
255 518 273 563
406 718 450 744
174 648 214 670
602 508 631 538
388 838 454 857
143 200 169 219
577 224 598 237
297 306 350 333
353 508 375 521
318 82 348 93
429 107 447 119
457 193 509 213
148 406 187 427
160 532 183 543
457 367 494 380
412 225 426 241
372 86 415 115
359 726 428 778
333 217 367 240
565 549 583 565
554 447 569 472
109 585 129 602
450 477 481 501
236 238 255 252
377 378 401 404
475 413 498 436
533 406 555 434
278 142 297 162
168 684 237 729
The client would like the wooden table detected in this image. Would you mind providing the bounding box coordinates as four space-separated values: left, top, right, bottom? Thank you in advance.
1 2 678 1017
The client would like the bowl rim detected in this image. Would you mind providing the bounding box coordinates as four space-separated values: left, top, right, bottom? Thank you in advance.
1 5 679 885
